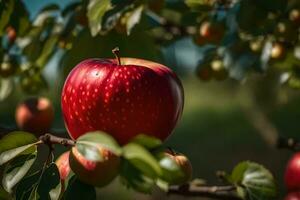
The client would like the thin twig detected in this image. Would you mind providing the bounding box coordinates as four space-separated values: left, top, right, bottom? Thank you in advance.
168 184 241 200
39 133 75 147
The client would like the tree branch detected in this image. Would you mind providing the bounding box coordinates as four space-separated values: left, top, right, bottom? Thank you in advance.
168 184 241 200
39 133 75 147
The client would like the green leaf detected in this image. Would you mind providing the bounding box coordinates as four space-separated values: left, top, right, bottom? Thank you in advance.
0 186 11 200
50 171 74 200
39 4 60 13
76 131 122 161
229 161 277 200
0 131 37 165
63 176 96 200
120 160 155 194
9 0 30 36
87 0 113 36
0 0 14 35
184 0 213 11
37 163 60 199
16 163 60 200
49 181 61 200
130 134 162 149
125 5 144 35
2 152 37 193
122 143 162 178
0 78 14 102
62 2 80 16
36 35 59 68
156 178 169 192
15 171 40 200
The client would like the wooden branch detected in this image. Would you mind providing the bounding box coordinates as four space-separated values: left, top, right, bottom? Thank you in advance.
168 184 241 200
0 125 74 147
39 133 75 147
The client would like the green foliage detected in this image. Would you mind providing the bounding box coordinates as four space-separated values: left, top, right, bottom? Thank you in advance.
87 0 112 36
16 163 60 200
0 131 37 165
228 161 277 200
130 134 162 149
120 160 156 194
76 131 122 161
0 0 14 35
2 152 37 193
0 78 14 101
63 176 96 200
123 143 162 178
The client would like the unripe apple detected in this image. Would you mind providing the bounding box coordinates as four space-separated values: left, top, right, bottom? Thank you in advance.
55 151 71 181
285 152 300 191
61 49 184 144
161 150 192 185
285 192 300 200
69 146 120 187
15 97 54 135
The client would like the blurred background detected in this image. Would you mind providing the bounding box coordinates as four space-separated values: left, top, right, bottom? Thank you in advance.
1 0 300 199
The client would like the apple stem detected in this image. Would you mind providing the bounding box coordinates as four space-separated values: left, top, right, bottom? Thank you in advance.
112 47 121 65
167 146 177 156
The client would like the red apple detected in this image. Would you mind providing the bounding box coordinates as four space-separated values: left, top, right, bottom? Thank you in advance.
55 151 71 181
69 146 120 187
285 192 300 200
15 97 54 135
285 152 300 191
6 26 16 44
194 21 225 46
61 48 184 144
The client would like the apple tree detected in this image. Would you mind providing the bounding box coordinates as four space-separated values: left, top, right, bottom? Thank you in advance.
0 0 299 199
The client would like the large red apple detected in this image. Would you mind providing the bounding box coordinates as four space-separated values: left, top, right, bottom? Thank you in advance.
285 152 300 191
61 49 184 144
285 192 300 200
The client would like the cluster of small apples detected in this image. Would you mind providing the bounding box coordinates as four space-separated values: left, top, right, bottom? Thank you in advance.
15 97 54 135
55 147 192 190
196 58 228 81
249 7 300 88
284 153 300 200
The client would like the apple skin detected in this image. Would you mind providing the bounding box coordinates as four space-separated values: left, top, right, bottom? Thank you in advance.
15 97 54 135
163 151 193 185
285 192 300 200
69 146 120 187
61 57 184 144
55 151 71 181
285 152 300 191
